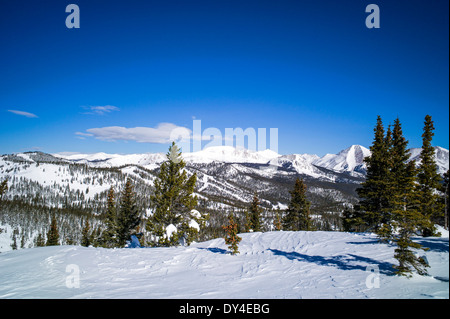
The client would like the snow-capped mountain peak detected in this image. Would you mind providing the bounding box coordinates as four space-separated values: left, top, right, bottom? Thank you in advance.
51 144 448 177
408 146 449 175
312 145 371 174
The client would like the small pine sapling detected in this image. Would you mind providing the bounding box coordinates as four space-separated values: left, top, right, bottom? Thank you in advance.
223 213 242 255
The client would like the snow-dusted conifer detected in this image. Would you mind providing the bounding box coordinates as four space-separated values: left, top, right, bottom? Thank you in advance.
117 178 141 247
416 115 442 236
81 218 91 247
101 186 119 248
223 213 242 255
46 215 59 246
356 116 391 232
146 142 199 246
283 178 312 231
248 193 262 232
0 178 7 201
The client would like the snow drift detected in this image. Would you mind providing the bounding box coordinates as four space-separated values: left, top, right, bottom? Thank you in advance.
0 230 447 299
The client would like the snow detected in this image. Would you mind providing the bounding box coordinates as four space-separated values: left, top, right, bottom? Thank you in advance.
53 152 166 168
49 145 449 179
0 230 447 299
190 209 202 219
313 145 371 173
0 224 15 252
183 146 280 164
189 219 200 231
165 224 177 239
278 154 323 178
409 146 449 175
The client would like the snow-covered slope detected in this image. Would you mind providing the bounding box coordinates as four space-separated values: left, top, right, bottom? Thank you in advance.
277 154 322 177
0 230 447 299
184 146 280 164
2 145 446 216
408 146 449 175
313 145 371 176
52 144 449 178
54 146 280 167
55 152 166 170
312 145 449 177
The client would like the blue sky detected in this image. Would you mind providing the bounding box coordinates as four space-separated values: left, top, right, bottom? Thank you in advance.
0 0 448 156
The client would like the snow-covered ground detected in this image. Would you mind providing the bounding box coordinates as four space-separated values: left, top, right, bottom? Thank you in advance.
0 230 448 299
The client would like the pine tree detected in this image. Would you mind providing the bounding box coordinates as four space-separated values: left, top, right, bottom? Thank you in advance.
101 186 118 248
416 115 442 236
81 218 91 247
46 215 60 246
35 233 45 247
273 209 282 231
11 228 18 250
223 213 242 255
146 142 200 247
342 205 365 232
0 178 7 216
243 210 252 232
356 116 391 232
387 118 429 276
283 178 312 231
442 170 449 230
247 193 262 232
0 178 7 204
393 160 430 277
117 178 141 247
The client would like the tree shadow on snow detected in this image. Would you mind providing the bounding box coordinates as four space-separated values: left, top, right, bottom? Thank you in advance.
197 247 229 254
347 237 449 253
268 249 395 275
414 237 449 253
346 240 383 245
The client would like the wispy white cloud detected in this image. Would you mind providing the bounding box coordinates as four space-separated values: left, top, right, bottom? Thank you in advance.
75 132 94 140
82 105 119 115
7 110 38 118
75 132 94 137
79 123 192 144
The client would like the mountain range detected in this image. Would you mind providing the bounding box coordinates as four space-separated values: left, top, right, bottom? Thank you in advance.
0 144 448 250
53 144 449 178
1 144 448 211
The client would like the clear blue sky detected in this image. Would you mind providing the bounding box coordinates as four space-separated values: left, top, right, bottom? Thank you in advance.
0 0 448 156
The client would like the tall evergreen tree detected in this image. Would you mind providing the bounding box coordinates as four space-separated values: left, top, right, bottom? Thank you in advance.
356 116 432 276
247 193 262 232
342 205 365 232
223 213 242 255
81 218 91 247
283 178 312 231
416 115 442 236
273 209 282 231
46 215 60 246
11 228 18 250
35 233 46 247
0 178 7 202
392 161 429 276
101 186 118 248
243 210 252 232
356 116 391 232
146 142 200 246
442 170 449 230
386 118 429 276
117 178 141 247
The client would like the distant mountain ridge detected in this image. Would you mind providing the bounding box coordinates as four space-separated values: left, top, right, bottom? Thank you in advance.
1 144 448 251
1 144 447 214
312 145 371 177
52 144 449 178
